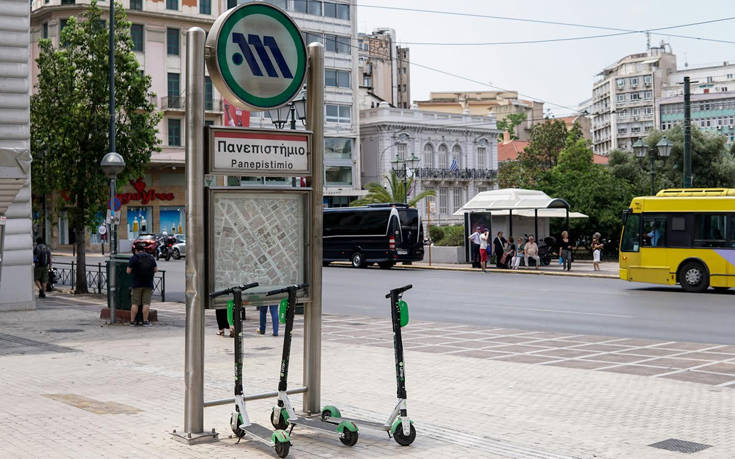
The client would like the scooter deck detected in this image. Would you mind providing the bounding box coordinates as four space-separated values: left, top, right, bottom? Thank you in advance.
242 422 277 444
289 416 342 433
323 416 388 432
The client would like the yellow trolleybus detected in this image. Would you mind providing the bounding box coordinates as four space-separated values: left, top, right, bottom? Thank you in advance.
619 188 735 292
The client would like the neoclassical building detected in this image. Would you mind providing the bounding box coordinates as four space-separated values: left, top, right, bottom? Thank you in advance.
360 103 499 225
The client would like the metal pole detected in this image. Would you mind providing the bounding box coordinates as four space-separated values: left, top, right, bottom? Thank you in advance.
109 176 117 323
108 1 115 156
290 104 296 131
403 163 408 204
184 27 206 435
303 42 324 415
683 76 692 188
426 199 431 266
107 0 118 322
534 208 538 240
650 154 655 196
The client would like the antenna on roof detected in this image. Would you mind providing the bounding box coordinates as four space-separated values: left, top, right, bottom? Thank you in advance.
646 31 650 50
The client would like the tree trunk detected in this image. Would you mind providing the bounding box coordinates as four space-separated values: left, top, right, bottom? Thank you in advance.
74 226 89 293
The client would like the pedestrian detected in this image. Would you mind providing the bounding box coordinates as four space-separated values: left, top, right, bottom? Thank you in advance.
216 307 234 337
559 231 574 272
591 232 604 272
126 243 157 326
493 231 507 269
524 235 540 269
468 226 482 268
511 236 524 269
479 228 489 272
257 305 279 336
33 237 51 298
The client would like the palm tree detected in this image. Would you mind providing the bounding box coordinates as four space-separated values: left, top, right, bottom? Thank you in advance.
350 170 435 207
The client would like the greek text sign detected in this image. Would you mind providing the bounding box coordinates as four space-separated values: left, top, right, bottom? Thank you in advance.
205 3 307 111
208 127 311 176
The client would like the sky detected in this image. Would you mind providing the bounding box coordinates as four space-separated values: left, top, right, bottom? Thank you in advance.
356 0 735 116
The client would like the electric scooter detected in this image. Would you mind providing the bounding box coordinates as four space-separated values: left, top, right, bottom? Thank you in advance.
209 283 292 458
320 284 416 446
266 284 360 447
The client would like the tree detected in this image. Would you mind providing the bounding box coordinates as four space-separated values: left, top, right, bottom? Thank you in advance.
496 112 527 141
350 170 435 207
31 1 160 293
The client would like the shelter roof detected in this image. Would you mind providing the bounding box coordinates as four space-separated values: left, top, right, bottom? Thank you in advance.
453 188 587 219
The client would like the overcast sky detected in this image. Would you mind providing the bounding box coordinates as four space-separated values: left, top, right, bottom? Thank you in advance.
356 0 735 116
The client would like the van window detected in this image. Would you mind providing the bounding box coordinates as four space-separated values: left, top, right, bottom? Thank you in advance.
361 211 390 235
398 209 419 231
323 209 390 236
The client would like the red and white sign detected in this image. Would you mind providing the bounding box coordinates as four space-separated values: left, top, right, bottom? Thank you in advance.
224 100 250 127
209 127 310 176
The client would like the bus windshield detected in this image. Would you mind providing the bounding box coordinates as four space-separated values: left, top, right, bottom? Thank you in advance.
620 213 640 252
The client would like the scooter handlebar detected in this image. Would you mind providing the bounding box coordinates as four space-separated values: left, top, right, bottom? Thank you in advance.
386 284 413 298
209 282 260 299
266 283 309 296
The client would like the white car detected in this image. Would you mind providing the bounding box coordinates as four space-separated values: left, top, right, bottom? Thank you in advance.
172 235 186 259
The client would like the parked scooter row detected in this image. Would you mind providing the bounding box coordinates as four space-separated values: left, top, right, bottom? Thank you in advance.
210 283 416 457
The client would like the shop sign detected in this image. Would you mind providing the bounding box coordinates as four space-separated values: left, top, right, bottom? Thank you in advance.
117 178 175 205
208 127 311 176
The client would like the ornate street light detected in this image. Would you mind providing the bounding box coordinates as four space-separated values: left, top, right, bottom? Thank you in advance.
391 152 421 204
633 136 671 195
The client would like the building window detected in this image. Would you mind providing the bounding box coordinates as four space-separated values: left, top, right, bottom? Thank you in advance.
438 144 448 168
308 0 322 15
167 73 180 108
42 22 48 39
168 118 181 146
453 187 463 212
293 0 307 12
707 76 714 83
325 69 350 88
476 146 486 169
630 92 640 100
166 0 178 10
616 78 625 88
452 145 462 168
131 24 144 52
616 94 625 102
167 28 179 55
200 0 211 14
644 75 652 85
439 188 448 214
264 0 287 9
325 34 350 54
325 166 352 186
644 90 652 100
424 143 434 168
61 0 75 4
303 31 323 45
630 77 639 86
325 104 351 123
325 138 352 160
323 1 336 17
129 0 142 9
336 3 349 19
205 76 213 110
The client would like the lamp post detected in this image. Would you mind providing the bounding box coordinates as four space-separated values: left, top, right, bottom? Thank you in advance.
101 151 125 323
391 152 420 204
266 91 307 130
633 136 672 196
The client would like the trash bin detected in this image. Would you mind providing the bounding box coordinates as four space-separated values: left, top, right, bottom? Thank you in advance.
106 254 132 311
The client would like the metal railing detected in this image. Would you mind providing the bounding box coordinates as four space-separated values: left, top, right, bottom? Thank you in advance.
51 261 166 301
410 167 498 180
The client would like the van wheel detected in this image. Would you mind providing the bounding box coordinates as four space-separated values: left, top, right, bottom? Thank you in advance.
351 252 365 268
679 261 709 293
378 261 394 269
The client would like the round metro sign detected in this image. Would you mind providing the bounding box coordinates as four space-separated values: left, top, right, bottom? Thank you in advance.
206 3 307 111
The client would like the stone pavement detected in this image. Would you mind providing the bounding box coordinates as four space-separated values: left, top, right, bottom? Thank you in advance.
2 293 735 458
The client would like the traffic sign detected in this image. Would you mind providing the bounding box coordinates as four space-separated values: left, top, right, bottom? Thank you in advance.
108 197 121 212
206 3 307 111
98 225 107 235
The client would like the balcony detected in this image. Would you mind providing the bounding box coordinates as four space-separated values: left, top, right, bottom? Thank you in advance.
408 168 498 181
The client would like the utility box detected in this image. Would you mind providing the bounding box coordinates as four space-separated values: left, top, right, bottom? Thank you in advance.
106 254 132 311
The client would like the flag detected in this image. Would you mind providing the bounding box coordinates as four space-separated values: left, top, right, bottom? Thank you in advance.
449 158 459 171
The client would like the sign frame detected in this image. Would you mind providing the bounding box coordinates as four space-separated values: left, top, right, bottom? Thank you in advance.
205 2 308 111
204 186 312 309
206 126 312 177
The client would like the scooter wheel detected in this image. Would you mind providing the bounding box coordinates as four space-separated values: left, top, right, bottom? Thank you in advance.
274 440 290 458
393 424 416 446
230 412 245 438
340 428 358 446
321 408 340 421
271 408 289 430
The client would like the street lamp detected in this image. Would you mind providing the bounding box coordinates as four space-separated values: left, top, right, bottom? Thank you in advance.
633 136 671 195
266 91 307 130
391 152 420 204
101 151 125 324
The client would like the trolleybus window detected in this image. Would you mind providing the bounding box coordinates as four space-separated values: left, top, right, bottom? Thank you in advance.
694 214 728 247
621 213 640 252
642 214 667 247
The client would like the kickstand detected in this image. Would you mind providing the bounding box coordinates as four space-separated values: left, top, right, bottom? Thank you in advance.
236 435 243 444
288 425 295 435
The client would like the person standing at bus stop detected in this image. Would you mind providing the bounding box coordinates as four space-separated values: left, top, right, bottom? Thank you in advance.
479 228 489 272
127 243 157 326
468 226 482 268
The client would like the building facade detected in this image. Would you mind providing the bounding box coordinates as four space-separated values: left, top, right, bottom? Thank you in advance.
360 103 499 226
30 0 361 248
659 62 735 145
415 91 543 141
357 28 410 109
591 43 677 155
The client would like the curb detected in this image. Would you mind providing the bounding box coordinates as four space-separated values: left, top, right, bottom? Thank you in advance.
329 262 618 279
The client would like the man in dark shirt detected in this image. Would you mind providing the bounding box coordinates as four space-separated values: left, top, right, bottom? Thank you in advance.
33 237 51 298
126 244 157 326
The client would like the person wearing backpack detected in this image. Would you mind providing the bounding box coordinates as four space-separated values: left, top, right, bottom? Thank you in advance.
126 243 158 326
33 237 52 298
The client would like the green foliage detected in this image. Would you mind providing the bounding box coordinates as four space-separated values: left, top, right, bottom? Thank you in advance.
31 1 160 292
350 170 435 207
428 226 444 243
434 225 464 246
496 112 527 141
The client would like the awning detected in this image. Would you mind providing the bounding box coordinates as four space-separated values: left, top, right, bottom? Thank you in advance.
453 188 585 217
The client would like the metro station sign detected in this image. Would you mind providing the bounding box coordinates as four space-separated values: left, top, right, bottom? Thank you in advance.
207 126 311 176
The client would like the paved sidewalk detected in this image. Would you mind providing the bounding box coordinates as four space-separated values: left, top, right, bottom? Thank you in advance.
2 294 734 458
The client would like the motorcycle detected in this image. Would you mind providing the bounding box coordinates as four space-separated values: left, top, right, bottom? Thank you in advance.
156 236 176 261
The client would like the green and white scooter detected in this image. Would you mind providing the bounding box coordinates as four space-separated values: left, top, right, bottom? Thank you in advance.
266 284 360 447
209 283 292 458
321 284 416 446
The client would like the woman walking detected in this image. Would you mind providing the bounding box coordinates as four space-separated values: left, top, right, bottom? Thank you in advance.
559 231 574 272
591 232 604 271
